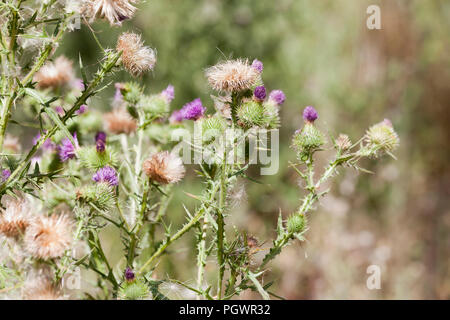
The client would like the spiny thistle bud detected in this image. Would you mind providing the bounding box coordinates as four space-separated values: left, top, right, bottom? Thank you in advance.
335 133 352 151
104 108 137 134
237 101 265 128
251 59 264 73
78 145 118 170
205 59 261 93
253 85 266 102
118 279 150 300
92 166 119 186
268 90 286 106
58 133 79 162
125 267 135 282
287 214 307 234
76 183 116 211
364 119 400 156
138 94 170 117
24 213 73 260
0 200 32 238
197 115 227 143
81 0 139 26
143 151 185 184
116 32 156 77
262 102 280 129
292 123 325 158
303 106 318 123
34 56 75 90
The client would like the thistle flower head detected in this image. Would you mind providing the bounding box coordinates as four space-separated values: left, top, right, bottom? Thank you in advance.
24 213 73 260
303 106 318 123
161 84 175 103
335 133 352 151
104 108 137 134
169 110 184 124
269 90 286 106
180 98 206 120
251 59 264 73
205 59 260 93
58 133 79 162
4 134 21 153
1 169 10 182
365 119 400 155
118 279 150 300
92 166 119 186
82 0 139 26
22 269 63 300
253 85 266 101
125 267 135 282
117 32 156 77
0 200 32 238
292 122 325 158
77 183 116 211
237 101 265 128
143 151 185 184
76 104 88 115
95 131 107 152
287 214 307 234
34 56 75 90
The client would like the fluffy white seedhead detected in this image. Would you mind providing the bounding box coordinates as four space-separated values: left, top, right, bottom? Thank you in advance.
24 213 73 260
205 59 261 92
34 56 75 89
0 199 33 238
104 107 137 134
143 151 186 184
82 0 139 26
116 32 156 77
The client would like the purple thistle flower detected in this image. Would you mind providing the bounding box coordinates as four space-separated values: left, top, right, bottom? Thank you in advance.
269 90 286 106
95 131 107 153
169 109 184 123
76 104 88 115
303 106 318 122
180 98 206 120
125 267 135 282
254 86 266 101
251 59 264 73
73 78 85 91
92 166 118 186
33 131 56 151
55 106 65 116
1 169 11 182
58 133 79 162
161 84 175 103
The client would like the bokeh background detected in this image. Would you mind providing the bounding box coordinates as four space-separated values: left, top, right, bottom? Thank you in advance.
57 0 449 299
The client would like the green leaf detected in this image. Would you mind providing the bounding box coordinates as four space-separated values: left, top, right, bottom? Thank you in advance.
45 107 76 146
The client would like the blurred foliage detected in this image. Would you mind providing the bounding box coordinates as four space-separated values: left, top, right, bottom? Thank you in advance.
51 0 450 299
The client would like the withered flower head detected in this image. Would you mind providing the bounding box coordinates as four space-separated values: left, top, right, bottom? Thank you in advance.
142 151 185 184
34 56 75 89
116 32 156 77
104 108 137 134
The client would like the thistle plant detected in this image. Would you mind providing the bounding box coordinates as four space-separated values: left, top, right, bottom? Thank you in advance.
0 1 400 300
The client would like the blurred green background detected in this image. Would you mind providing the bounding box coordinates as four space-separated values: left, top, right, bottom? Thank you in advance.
58 0 449 299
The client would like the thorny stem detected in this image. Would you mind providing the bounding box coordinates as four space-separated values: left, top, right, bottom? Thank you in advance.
196 213 208 298
0 16 68 151
216 162 227 299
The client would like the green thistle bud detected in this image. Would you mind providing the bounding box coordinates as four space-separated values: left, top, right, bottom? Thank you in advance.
262 101 280 129
291 123 325 159
77 146 118 170
237 101 265 128
287 214 307 234
364 119 399 157
121 82 143 105
335 133 352 151
198 115 227 143
118 280 150 300
76 182 115 211
139 94 169 117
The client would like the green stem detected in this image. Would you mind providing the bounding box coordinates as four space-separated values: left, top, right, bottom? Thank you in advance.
216 163 227 299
